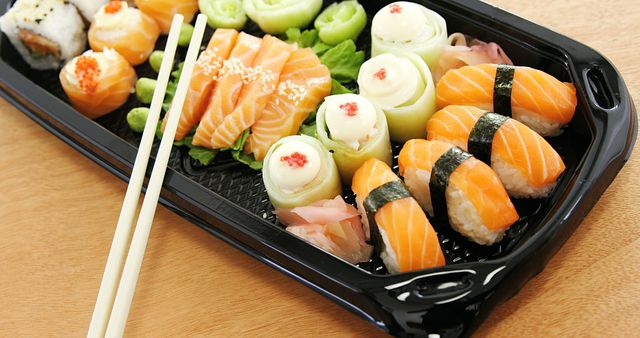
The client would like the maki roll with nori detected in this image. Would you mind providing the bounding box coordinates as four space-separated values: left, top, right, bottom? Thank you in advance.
398 139 519 245
316 93 392 185
0 0 86 70
427 105 566 198
436 64 578 136
263 135 341 209
370 1 447 69
352 159 445 273
357 52 436 142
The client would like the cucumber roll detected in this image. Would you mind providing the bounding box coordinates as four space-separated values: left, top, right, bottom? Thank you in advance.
199 0 247 29
243 0 322 34
263 135 342 209
316 94 393 185
370 1 447 69
314 0 367 45
357 52 436 142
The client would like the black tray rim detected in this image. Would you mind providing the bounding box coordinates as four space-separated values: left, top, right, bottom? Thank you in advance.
1 0 637 336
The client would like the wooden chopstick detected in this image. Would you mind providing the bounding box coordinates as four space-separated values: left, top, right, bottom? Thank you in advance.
86 14 185 338
103 14 209 338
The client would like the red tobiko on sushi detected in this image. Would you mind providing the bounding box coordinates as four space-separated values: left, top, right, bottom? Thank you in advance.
104 1 124 14
275 196 372 264
75 55 101 94
339 102 358 117
280 152 308 168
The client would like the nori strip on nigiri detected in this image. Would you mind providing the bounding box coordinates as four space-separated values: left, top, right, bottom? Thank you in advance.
363 180 413 214
493 64 516 117
467 112 509 164
429 147 473 225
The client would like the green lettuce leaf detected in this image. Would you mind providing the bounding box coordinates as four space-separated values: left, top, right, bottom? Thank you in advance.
330 78 354 95
189 147 218 166
319 40 364 83
298 123 318 139
162 62 184 112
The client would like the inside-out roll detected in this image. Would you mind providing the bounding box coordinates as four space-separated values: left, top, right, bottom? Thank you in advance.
0 0 86 70
263 135 342 209
370 1 447 69
357 52 436 142
316 93 393 185
69 0 109 21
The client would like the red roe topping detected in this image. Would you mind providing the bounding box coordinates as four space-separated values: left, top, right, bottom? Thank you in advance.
340 102 359 117
390 4 402 14
280 152 308 168
373 68 387 80
75 55 101 94
104 1 123 14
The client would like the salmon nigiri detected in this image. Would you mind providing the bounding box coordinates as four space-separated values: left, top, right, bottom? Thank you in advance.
398 139 519 245
427 105 565 198
162 28 238 140
436 64 577 136
134 0 198 34
352 159 445 273
209 35 294 149
88 1 160 66
245 48 331 161
192 32 262 147
60 49 136 119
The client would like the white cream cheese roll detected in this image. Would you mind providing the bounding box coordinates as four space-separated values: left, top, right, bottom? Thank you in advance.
316 94 393 185
370 1 447 69
357 52 436 142
263 135 342 209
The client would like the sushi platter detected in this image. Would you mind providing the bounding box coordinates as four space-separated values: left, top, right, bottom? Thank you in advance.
0 0 636 336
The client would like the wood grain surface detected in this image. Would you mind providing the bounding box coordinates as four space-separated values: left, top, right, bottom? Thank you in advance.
1 0 638 337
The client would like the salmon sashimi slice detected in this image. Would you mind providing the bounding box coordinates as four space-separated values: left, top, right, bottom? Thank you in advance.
426 105 565 195
244 48 331 161
398 140 519 237
192 32 262 148
352 159 445 273
134 0 199 34
162 29 238 140
436 64 577 136
209 35 295 149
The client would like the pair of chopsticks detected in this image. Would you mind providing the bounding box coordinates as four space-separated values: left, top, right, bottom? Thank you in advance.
87 14 208 338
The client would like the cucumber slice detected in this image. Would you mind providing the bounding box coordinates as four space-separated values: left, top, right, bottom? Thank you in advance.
314 0 367 45
199 0 248 29
243 0 323 34
316 97 393 185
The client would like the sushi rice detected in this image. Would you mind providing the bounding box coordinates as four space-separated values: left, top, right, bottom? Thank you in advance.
0 0 86 70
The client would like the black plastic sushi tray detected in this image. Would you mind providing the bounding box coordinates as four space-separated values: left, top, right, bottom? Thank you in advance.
0 0 636 336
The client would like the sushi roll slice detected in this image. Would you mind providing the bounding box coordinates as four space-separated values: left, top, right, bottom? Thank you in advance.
263 135 341 209
243 48 332 160
68 0 109 21
357 52 436 142
88 1 161 66
370 1 447 69
398 139 519 245
436 64 578 136
316 93 393 185
0 0 86 70
352 159 445 273
60 49 136 119
426 105 566 198
135 0 199 34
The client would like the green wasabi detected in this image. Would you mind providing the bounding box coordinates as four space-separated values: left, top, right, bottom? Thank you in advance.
149 50 164 73
178 23 194 47
135 78 157 104
127 107 150 133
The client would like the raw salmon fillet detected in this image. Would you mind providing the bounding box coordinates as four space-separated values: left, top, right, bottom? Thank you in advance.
135 0 198 33
398 139 519 232
245 48 331 161
436 64 577 135
352 159 445 273
209 35 294 149
192 32 262 147
162 29 238 140
426 105 565 190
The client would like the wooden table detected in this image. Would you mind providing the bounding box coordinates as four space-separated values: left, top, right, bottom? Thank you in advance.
1 1 638 336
